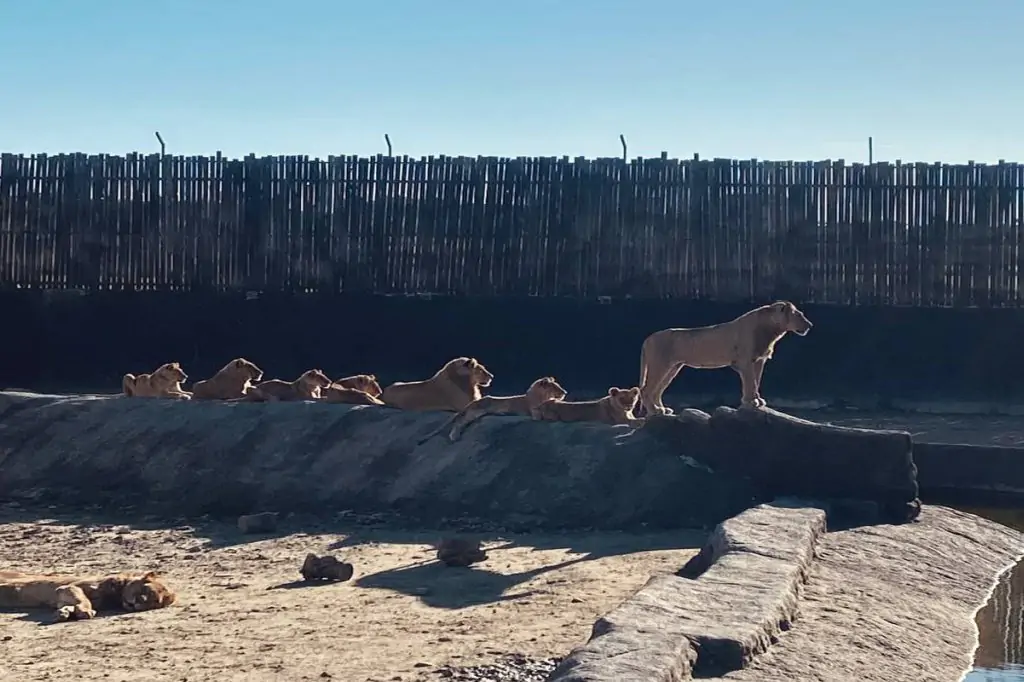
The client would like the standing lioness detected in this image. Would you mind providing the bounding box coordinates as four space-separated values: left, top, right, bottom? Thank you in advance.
122 362 192 400
638 300 812 415
381 357 494 412
190 358 264 400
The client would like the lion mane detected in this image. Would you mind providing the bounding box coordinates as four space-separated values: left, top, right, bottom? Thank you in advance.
122 362 191 400
418 376 568 444
380 357 494 412
190 358 264 400
0 569 176 622
531 386 642 426
637 300 812 415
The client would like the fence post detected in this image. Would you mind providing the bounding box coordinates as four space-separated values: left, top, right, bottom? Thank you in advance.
155 131 166 156
619 134 627 162
384 134 393 157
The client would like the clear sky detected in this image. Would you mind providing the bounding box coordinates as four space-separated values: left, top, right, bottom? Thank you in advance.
2 0 1020 164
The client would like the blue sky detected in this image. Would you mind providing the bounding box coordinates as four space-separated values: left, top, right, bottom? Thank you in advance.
1 0 1020 163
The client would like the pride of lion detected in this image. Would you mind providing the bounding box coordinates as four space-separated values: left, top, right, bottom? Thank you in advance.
0 302 811 624
116 301 812 428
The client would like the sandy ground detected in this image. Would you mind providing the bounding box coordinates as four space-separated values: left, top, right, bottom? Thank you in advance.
0 506 704 682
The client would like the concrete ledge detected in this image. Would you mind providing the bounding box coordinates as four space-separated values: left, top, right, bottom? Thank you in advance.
547 502 826 681
915 441 1024 505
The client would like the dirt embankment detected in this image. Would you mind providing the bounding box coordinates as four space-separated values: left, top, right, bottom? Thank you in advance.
0 391 756 531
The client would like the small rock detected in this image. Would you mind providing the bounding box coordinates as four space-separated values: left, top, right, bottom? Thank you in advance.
237 512 279 535
300 553 354 582
436 538 487 567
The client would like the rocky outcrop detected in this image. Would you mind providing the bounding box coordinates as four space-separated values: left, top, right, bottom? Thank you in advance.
548 501 827 681
644 406 921 524
549 504 1024 682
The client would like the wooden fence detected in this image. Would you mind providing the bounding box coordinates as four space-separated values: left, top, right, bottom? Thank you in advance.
1 152 1022 306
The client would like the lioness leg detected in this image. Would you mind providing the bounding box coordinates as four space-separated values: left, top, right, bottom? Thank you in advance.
448 409 483 441
749 357 768 408
733 360 766 408
643 362 683 416
54 584 97 622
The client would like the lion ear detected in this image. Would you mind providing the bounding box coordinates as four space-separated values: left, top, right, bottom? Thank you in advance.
609 387 621 395
234 359 245 367
141 571 159 580
368 374 376 381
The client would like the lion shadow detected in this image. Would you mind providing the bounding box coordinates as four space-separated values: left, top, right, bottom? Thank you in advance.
0 607 140 626
351 555 590 609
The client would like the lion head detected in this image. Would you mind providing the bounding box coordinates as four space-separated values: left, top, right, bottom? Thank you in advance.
608 386 641 413
452 357 493 388
225 358 263 382
769 301 812 336
528 376 568 403
155 362 188 385
335 374 382 398
119 571 176 612
299 369 333 389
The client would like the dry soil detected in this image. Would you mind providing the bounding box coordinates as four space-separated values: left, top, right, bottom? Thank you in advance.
0 506 704 682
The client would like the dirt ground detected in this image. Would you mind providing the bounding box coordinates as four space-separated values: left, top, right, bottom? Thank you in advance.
0 506 704 682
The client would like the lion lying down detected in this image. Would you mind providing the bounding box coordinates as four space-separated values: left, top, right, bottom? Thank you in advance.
531 386 642 427
122 362 192 400
0 570 176 622
418 376 568 444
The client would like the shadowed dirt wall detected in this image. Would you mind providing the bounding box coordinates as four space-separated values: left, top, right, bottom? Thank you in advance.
0 392 759 530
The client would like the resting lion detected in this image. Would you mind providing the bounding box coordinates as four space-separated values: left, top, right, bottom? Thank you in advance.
322 385 385 405
190 358 264 400
380 357 494 412
418 376 568 444
238 369 333 402
333 374 383 398
0 569 176 622
530 386 642 426
122 362 191 400
638 300 812 415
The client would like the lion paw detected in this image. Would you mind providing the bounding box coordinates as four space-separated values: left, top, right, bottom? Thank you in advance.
56 605 96 622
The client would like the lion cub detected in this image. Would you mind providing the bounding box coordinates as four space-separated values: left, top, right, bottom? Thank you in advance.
381 357 494 412
190 358 264 400
241 369 332 402
531 386 642 426
321 374 385 405
419 376 568 444
122 362 192 400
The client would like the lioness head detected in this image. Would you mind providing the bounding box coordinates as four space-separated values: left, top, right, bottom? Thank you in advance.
770 301 813 336
229 358 263 382
335 374 382 398
528 376 568 403
449 357 493 388
608 386 641 412
120 571 176 612
299 369 333 389
156 362 188 384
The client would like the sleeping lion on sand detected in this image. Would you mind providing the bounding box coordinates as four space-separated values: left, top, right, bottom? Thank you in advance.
237 369 332 402
0 569 176 622
190 358 264 400
531 386 641 426
122 362 192 400
638 300 812 415
381 357 494 412
418 376 568 444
